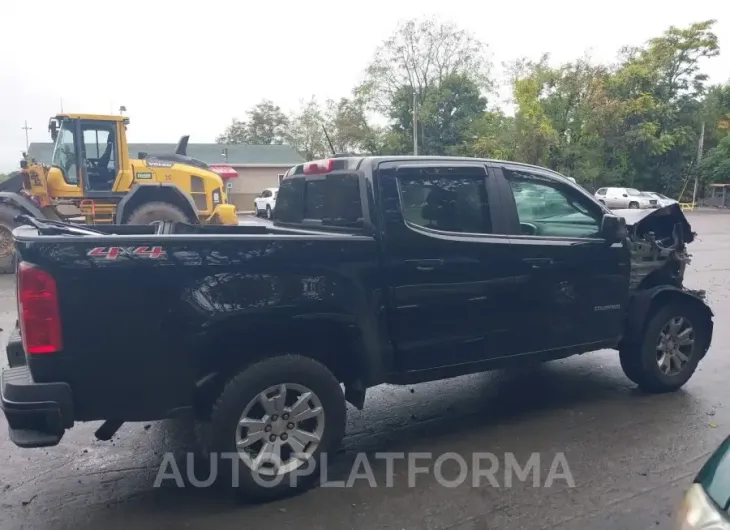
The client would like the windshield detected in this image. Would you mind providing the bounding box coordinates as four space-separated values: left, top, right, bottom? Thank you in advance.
626 188 641 196
50 120 78 184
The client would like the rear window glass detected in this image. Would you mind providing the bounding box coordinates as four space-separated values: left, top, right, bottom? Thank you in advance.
276 172 363 227
304 180 327 219
274 177 305 223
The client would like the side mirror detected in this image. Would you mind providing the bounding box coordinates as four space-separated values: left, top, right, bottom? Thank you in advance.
622 193 628 197
601 214 626 243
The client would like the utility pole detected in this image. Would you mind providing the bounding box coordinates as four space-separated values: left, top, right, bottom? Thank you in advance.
692 120 705 207
412 90 418 156
21 121 32 151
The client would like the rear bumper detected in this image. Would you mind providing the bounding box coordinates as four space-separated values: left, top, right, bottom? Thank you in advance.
0 365 74 448
6 324 25 368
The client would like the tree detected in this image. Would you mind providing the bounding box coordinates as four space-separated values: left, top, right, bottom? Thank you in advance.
358 17 491 114
604 20 719 193
216 100 290 144
285 97 330 160
324 97 384 155
385 73 487 155
699 135 730 185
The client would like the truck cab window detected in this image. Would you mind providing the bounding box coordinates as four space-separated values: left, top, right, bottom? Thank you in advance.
397 172 491 234
276 173 363 227
82 125 118 190
506 169 602 238
50 122 78 184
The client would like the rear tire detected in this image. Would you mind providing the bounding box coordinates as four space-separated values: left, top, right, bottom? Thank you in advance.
629 202 639 209
125 201 191 225
0 204 21 274
619 303 709 393
266 205 272 220
203 355 346 502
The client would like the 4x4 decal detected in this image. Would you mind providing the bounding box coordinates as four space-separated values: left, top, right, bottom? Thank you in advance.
87 246 165 260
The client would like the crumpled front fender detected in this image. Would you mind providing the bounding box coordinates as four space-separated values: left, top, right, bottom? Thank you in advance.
621 285 713 356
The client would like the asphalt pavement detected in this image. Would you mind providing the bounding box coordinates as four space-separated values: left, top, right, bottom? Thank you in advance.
2 211 730 530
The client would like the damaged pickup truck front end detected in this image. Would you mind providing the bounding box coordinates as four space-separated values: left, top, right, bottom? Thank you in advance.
616 203 699 294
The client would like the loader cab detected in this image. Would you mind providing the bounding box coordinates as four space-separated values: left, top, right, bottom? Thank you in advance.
48 115 126 197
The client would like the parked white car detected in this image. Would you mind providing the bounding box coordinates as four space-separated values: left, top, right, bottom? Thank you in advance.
594 187 657 209
644 192 678 208
254 188 278 219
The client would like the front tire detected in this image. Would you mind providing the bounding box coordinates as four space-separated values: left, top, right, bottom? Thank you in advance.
619 304 709 393
204 355 346 502
125 201 191 225
266 205 272 220
0 204 21 274
629 202 639 209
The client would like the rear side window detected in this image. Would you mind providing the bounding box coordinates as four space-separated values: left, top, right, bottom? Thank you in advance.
275 173 363 227
397 172 492 234
596 188 607 195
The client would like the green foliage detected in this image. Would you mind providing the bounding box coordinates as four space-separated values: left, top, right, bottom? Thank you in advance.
217 18 729 198
216 100 290 145
700 136 730 184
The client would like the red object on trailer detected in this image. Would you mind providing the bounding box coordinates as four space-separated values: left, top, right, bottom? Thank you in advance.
208 165 239 179
302 159 335 175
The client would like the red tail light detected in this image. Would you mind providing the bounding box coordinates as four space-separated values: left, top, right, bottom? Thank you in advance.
17 262 62 354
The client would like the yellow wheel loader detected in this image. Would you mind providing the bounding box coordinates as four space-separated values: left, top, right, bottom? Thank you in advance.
0 113 239 272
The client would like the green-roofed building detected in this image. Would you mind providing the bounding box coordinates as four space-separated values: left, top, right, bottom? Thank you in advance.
27 142 305 211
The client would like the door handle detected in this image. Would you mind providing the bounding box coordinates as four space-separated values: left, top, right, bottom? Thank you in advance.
405 259 444 271
522 257 553 269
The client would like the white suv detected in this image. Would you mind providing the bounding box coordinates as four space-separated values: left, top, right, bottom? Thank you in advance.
594 187 657 209
254 188 278 219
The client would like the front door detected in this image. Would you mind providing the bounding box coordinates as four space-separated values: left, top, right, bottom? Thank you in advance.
495 165 630 353
378 161 519 373
79 120 120 194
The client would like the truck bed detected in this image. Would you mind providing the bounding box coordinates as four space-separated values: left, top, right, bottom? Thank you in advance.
10 219 380 424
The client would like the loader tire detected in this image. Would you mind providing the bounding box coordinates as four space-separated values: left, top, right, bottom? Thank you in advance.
125 201 190 225
0 204 21 274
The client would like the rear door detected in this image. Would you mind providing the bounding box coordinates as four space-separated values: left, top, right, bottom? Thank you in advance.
377 161 520 373
493 164 630 353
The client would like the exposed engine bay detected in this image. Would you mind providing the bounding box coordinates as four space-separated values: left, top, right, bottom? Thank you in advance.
616 204 698 293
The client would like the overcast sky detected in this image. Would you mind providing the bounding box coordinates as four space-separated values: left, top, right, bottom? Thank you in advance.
1 0 728 171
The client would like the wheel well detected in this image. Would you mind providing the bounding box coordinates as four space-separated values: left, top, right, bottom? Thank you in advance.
193 318 362 418
646 290 713 352
621 287 713 355
118 187 197 224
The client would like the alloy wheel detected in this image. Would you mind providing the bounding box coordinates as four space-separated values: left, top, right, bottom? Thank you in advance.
656 316 695 376
235 383 325 477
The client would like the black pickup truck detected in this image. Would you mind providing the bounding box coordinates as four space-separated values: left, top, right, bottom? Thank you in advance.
1 156 713 500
